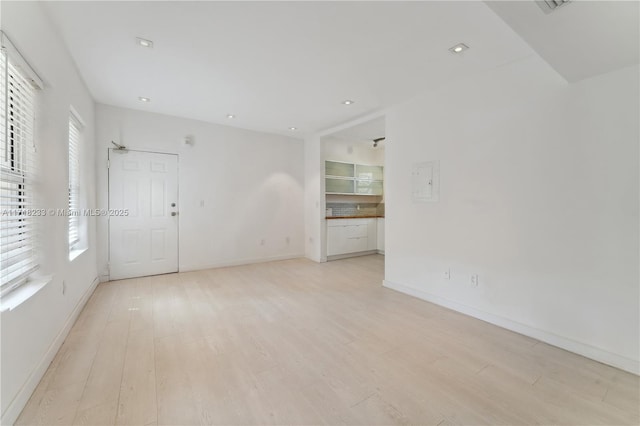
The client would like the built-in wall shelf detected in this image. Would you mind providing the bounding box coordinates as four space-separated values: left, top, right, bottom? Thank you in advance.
325 160 384 196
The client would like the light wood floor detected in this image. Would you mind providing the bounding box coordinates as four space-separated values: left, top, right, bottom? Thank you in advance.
17 255 639 425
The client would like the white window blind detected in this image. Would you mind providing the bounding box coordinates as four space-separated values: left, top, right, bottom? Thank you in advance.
68 115 81 250
0 47 38 295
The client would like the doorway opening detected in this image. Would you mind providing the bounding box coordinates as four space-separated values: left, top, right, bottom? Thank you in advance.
321 116 385 261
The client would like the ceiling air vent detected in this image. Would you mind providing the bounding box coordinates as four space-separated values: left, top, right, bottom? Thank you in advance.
536 0 570 14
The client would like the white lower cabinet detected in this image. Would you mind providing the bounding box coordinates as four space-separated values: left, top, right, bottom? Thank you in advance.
367 219 377 251
376 218 385 252
327 218 377 256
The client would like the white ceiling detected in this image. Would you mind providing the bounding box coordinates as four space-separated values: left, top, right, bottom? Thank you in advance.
42 1 639 138
486 0 640 82
43 1 536 137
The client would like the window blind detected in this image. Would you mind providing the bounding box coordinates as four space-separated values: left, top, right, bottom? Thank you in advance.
0 47 39 295
68 115 81 250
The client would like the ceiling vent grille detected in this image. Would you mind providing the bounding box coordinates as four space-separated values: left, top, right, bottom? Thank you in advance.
536 0 571 14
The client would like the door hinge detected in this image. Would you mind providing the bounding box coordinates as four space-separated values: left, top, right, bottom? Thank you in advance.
107 159 110 169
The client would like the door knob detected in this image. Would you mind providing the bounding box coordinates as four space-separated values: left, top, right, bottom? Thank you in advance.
171 212 178 216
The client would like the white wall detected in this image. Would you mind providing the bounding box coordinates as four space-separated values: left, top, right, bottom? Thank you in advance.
322 137 385 166
95 104 304 277
304 134 323 262
384 56 639 374
0 2 98 423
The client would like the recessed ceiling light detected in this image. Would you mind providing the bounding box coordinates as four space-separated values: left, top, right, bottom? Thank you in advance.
449 43 469 54
138 96 150 102
137 37 154 48
288 127 298 131
341 100 355 105
226 114 235 119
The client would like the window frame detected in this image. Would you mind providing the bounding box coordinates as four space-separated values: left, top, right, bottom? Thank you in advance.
0 31 43 297
0 31 44 297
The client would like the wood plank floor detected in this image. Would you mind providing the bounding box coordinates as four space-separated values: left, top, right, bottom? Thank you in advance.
17 255 639 425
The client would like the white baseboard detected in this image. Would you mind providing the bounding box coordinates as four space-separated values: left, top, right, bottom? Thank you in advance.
326 250 378 261
1 276 100 426
383 279 639 376
179 253 305 273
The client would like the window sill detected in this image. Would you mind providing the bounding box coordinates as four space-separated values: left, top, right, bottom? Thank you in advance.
69 247 87 262
0 275 53 313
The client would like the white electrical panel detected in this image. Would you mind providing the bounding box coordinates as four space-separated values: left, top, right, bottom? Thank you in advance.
412 160 440 202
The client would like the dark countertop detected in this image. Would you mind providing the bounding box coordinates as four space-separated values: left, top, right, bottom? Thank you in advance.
325 215 385 219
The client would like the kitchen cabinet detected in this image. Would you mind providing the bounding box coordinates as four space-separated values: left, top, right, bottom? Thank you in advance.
356 164 384 181
327 218 377 257
325 160 383 196
325 161 354 178
325 178 355 194
376 218 385 252
367 219 377 251
355 179 383 195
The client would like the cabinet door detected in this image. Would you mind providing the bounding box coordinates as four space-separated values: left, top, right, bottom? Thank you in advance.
327 225 345 255
349 237 368 253
345 224 367 252
366 219 377 251
356 164 383 181
355 179 383 195
326 178 354 194
326 161 354 178
349 224 368 238
329 224 368 255
376 218 384 251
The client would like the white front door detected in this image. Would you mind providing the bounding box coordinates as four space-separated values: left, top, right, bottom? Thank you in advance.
108 149 178 280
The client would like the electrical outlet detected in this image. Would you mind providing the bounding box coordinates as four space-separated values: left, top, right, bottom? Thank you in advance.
443 269 451 280
471 274 479 287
